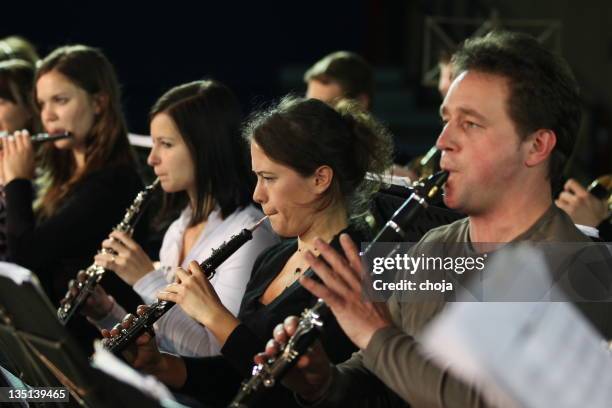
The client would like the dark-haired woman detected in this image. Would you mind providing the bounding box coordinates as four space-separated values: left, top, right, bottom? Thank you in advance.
86 80 278 357
1 45 145 351
106 96 393 406
0 59 39 136
0 59 41 260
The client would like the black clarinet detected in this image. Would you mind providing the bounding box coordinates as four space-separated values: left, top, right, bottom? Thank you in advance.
587 175 611 202
229 171 448 408
57 178 160 325
102 215 269 356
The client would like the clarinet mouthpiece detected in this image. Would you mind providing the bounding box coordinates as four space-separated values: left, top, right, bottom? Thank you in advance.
425 170 449 199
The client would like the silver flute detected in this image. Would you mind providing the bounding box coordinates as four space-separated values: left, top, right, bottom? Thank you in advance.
0 131 72 147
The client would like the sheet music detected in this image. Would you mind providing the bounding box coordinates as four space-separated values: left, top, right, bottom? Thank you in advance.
91 341 182 406
421 245 612 408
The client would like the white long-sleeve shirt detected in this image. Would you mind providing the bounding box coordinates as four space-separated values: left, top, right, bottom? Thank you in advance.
94 204 278 357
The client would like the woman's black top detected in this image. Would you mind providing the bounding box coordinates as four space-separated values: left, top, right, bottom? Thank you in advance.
178 225 366 407
5 164 146 352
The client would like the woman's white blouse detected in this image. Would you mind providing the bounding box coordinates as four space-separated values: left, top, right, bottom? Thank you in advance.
94 204 278 357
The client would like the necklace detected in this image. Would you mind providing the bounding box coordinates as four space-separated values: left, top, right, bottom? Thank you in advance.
294 239 322 275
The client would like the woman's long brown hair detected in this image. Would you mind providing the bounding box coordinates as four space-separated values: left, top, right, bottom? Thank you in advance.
34 45 135 218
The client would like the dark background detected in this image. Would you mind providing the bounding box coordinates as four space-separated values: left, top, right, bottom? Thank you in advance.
3 0 611 182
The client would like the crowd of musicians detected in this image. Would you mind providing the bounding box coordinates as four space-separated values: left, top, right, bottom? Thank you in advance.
0 31 611 408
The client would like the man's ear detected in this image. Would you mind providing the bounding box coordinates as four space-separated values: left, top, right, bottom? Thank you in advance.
524 129 557 167
312 165 334 194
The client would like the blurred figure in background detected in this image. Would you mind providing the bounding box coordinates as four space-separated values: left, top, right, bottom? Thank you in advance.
306 51 416 180
0 59 41 260
0 36 39 65
304 50 373 110
437 48 454 99
556 176 612 240
0 59 40 135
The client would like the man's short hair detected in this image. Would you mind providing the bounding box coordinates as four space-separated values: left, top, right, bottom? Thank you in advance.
452 31 581 190
304 51 374 103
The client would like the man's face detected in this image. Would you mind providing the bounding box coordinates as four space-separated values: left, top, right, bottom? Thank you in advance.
437 70 530 215
306 78 345 106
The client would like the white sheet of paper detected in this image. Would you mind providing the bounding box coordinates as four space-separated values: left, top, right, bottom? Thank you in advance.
91 341 177 404
421 245 612 408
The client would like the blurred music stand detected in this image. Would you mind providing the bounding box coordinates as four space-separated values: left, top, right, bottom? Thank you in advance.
0 262 162 408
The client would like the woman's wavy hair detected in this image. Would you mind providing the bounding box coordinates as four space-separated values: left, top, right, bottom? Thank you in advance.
244 96 393 225
34 45 134 218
